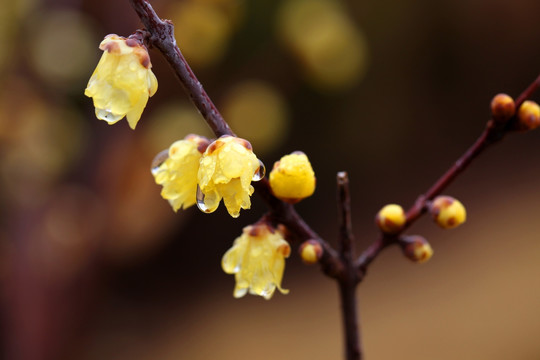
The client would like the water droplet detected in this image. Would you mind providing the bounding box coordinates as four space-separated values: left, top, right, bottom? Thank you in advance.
252 160 266 181
96 109 123 123
196 185 216 213
151 149 169 175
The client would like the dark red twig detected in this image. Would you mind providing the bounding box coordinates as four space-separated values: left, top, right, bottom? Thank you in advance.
129 0 234 137
336 172 362 360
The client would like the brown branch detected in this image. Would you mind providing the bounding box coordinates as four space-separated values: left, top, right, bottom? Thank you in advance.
336 172 362 360
357 73 540 272
128 0 234 137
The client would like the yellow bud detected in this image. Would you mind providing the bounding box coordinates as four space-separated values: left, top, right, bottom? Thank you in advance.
430 196 466 229
298 240 323 265
490 93 515 123
516 100 540 131
269 152 316 203
400 235 433 263
375 204 406 234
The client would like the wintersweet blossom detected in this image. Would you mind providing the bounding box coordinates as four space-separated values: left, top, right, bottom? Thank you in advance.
222 223 291 299
152 135 210 211
85 34 158 129
197 135 263 218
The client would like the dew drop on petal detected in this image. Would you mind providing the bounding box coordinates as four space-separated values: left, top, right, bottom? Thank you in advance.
196 184 216 213
151 149 169 175
252 160 266 181
96 109 123 123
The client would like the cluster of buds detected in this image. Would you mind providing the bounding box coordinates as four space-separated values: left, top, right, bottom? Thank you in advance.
490 93 540 131
375 195 466 263
149 135 317 298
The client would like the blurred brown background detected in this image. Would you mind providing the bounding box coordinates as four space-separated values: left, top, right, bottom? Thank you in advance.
1 0 540 359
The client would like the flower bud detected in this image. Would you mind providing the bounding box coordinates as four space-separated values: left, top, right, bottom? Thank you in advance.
430 196 466 229
490 93 515 123
516 100 540 131
269 151 316 203
375 204 406 234
399 235 433 263
298 240 323 265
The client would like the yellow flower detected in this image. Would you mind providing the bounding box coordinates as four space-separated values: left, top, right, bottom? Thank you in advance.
197 135 264 218
85 34 158 129
269 151 316 203
152 135 210 211
222 223 291 299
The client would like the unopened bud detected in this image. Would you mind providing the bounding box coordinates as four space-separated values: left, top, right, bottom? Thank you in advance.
375 204 406 234
269 151 316 204
516 100 540 131
490 93 515 123
399 235 433 263
430 196 466 229
299 240 323 265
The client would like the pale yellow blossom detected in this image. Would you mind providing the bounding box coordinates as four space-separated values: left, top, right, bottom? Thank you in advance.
197 135 263 217
85 34 158 129
152 135 209 211
222 223 291 299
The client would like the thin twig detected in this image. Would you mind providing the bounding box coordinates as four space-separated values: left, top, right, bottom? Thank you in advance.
337 172 362 360
129 0 234 137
